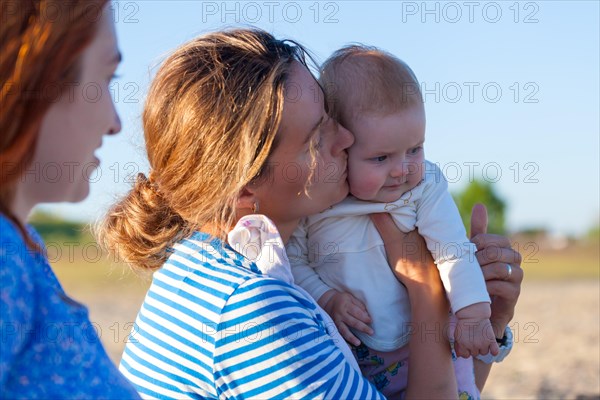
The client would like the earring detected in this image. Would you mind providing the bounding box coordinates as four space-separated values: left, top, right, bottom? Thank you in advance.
252 201 260 214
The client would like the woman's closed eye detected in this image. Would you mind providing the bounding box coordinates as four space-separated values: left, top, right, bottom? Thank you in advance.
315 133 323 149
308 132 322 152
308 115 337 153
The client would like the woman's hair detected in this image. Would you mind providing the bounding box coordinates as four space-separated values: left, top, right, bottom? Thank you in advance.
320 44 423 128
0 0 109 246
97 28 312 273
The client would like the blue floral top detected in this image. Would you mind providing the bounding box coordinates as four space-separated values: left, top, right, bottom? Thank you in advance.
0 214 140 399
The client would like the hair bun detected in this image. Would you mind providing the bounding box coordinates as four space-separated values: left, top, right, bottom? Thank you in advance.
95 172 189 272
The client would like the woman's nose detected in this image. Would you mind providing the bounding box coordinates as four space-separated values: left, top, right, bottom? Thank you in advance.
332 122 354 155
108 105 122 136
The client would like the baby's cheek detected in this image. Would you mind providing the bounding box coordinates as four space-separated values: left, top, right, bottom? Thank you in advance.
346 159 361 189
347 166 364 192
416 161 425 180
348 169 380 200
410 156 425 179
347 170 367 197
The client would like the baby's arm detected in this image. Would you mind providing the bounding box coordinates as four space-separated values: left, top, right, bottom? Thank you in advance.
454 302 499 358
287 221 372 346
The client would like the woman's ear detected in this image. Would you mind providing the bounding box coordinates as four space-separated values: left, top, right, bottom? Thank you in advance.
237 187 257 213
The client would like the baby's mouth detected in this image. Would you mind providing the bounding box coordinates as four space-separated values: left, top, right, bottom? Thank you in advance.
387 181 406 187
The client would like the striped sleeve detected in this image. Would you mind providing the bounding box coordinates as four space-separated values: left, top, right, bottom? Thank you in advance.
213 277 385 399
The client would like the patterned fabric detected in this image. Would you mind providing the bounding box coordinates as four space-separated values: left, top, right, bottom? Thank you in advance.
0 214 139 399
351 343 410 398
119 231 384 399
352 336 480 400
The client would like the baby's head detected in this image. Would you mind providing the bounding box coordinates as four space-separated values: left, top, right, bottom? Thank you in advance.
321 46 425 203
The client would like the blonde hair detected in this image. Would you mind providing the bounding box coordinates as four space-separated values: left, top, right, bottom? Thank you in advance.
97 28 312 272
320 45 422 128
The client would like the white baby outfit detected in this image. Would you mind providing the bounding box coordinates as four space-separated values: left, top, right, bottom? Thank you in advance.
287 160 490 352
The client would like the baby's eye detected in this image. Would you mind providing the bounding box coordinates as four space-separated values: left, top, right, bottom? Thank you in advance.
371 155 387 162
408 146 423 155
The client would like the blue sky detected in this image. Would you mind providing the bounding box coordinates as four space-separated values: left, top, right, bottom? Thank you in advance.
41 0 599 236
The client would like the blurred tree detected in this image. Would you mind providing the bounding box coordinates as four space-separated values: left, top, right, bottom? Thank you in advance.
452 180 507 235
29 210 88 242
586 224 599 242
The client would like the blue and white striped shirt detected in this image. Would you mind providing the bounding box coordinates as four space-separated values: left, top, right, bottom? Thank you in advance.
120 232 385 399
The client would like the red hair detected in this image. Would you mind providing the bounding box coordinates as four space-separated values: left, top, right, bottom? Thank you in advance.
0 0 109 245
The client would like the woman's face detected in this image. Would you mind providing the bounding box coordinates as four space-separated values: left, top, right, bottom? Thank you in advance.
17 4 121 211
251 62 354 239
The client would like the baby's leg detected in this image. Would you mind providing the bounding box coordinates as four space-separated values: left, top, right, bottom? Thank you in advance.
351 344 410 399
452 355 480 400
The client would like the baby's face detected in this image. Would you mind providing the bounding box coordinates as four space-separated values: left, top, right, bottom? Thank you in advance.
347 106 426 203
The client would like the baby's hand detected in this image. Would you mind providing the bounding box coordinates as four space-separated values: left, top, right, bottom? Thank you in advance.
453 302 499 358
318 289 373 346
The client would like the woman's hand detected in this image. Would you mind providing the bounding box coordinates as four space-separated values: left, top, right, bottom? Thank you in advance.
470 204 523 338
470 203 524 392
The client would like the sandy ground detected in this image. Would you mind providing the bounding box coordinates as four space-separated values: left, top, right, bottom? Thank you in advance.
482 279 600 399
77 279 599 399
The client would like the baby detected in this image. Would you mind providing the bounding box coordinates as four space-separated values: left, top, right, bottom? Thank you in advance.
287 45 498 398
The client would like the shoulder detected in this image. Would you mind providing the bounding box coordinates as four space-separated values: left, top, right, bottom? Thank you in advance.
159 231 321 329
147 232 265 322
168 232 262 288
0 214 46 266
416 159 449 198
422 159 447 185
0 216 39 373
0 215 40 304
223 274 319 319
1 214 31 258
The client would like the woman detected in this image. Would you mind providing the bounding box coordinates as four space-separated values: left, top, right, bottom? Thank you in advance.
99 28 522 398
0 0 139 397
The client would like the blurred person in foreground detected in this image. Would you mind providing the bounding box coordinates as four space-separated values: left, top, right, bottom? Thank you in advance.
0 0 139 397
